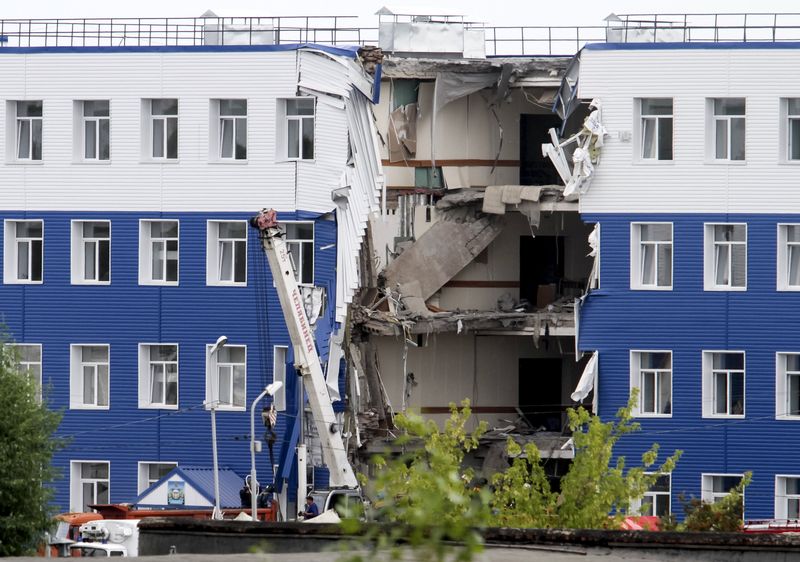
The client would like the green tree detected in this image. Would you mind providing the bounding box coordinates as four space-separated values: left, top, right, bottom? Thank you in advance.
491 392 682 529
342 400 491 562
0 340 64 556
669 472 751 532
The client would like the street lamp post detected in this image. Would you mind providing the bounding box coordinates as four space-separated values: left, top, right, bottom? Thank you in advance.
208 335 228 521
250 381 283 521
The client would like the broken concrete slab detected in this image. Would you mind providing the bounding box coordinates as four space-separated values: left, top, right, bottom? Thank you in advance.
382 215 505 302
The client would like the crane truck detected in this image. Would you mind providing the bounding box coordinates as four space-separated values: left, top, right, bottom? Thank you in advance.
249 209 359 519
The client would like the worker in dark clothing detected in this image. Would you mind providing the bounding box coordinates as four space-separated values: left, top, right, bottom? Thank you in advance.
300 495 319 519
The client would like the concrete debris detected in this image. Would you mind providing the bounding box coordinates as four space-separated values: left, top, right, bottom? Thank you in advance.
387 102 417 162
381 56 569 83
382 214 505 303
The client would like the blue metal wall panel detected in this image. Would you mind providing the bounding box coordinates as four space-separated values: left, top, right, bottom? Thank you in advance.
0 210 338 512
580 213 800 520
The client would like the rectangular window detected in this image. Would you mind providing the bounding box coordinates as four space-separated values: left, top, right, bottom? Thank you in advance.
705 224 746 290
137 462 176 494
71 221 110 284
631 351 672 416
71 461 110 512
284 98 315 160
786 99 800 161
778 224 800 291
4 220 43 284
776 476 800 519
703 351 745 418
284 222 314 285
7 343 42 400
702 473 744 506
16 101 43 161
273 346 288 411
639 474 671 516
139 344 178 409
70 345 110 409
631 223 672 289
82 101 110 161
639 99 673 161
776 353 800 419
206 221 247 286
139 220 178 285
149 99 178 160
207 344 246 410
711 98 745 161
218 100 247 160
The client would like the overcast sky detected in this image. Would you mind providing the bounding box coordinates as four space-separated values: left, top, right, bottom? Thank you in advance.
3 0 800 28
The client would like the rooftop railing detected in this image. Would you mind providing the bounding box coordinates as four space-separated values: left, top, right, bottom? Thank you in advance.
2 13 800 56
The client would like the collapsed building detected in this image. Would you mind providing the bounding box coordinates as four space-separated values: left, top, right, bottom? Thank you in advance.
346 14 597 482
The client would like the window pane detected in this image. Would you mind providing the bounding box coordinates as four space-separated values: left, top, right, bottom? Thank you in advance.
166 240 178 282
17 241 29 280
654 495 669 516
301 241 314 283
98 365 109 407
658 118 673 160
31 241 42 281
235 118 247 160
642 99 672 116
84 241 97 280
84 100 109 117
713 352 744 370
151 345 177 361
730 117 745 161
714 372 727 414
166 118 178 159
82 463 108 479
652 475 671 492
715 119 728 159
640 244 655 285
98 240 110 282
152 119 164 158
219 366 232 404
82 483 93 511
219 240 233 281
642 118 656 159
788 354 800 372
220 119 234 158
642 352 671 370
787 478 800 495
789 498 800 519
731 244 746 287
96 481 109 504
17 120 30 159
640 224 671 242
151 221 178 239
83 366 95 404
789 375 800 415
789 99 800 115
642 371 655 412
730 373 744 415
99 119 110 160
85 120 97 159
715 224 745 242
165 364 178 405
228 346 246 364
657 244 672 286
84 221 109 238
152 241 164 280
791 120 800 161
18 101 43 117
640 496 654 516
220 99 246 116
715 244 730 286
287 119 300 159
150 363 164 403
301 117 314 159
714 98 745 116
32 118 43 160
152 99 177 115
17 221 42 238
788 225 800 243
714 476 740 492
287 98 314 116
233 365 245 407
234 240 246 283
18 345 41 362
219 222 246 239
286 223 314 240
659 372 671 414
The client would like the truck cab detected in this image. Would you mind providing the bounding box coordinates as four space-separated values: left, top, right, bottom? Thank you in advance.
68 543 127 557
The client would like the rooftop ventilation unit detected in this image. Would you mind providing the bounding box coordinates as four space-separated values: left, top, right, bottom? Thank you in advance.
377 7 485 58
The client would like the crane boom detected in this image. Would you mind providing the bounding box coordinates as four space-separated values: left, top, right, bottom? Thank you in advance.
250 209 357 489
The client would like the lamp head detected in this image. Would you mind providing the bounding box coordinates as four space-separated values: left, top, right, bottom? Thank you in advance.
210 335 228 356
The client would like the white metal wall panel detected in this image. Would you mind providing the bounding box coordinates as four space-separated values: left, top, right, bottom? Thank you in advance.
577 47 800 215
0 51 302 212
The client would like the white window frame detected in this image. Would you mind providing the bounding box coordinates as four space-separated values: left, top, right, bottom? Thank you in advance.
278 97 315 161
147 99 178 161
702 350 745 419
775 475 800 519
781 98 800 164
138 343 179 410
630 222 673 290
205 343 247 411
630 350 672 418
214 99 248 161
69 344 110 410
704 223 747 291
636 98 673 162
206 220 248 286
70 460 110 512
273 345 288 411
708 98 746 162
6 343 42 401
3 219 44 285
284 221 315 286
139 220 179 286
701 473 745 507
776 352 800 420
71 220 111 285
631 473 671 517
14 100 43 161
777 224 800 291
137 461 177 494
81 100 110 161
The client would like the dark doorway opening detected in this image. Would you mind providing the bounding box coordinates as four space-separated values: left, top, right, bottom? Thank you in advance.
520 235 564 308
520 113 562 186
519 357 563 431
